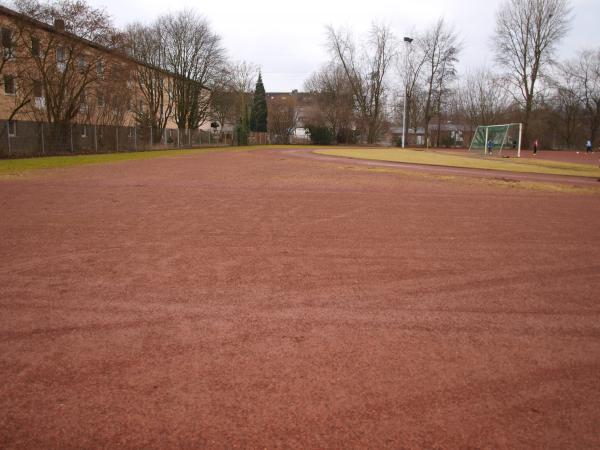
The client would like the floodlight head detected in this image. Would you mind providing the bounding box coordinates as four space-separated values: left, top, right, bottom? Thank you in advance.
404 37 413 43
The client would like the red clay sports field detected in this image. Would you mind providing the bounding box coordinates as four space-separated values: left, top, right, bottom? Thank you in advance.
1 147 599 448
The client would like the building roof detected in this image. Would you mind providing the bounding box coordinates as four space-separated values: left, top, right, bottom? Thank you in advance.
0 4 203 87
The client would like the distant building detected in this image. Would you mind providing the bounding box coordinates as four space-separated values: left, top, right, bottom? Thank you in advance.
266 90 316 142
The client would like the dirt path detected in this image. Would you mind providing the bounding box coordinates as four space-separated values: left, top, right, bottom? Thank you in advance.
1 148 599 448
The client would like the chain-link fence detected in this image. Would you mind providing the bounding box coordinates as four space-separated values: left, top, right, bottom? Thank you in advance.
247 131 310 146
0 119 235 158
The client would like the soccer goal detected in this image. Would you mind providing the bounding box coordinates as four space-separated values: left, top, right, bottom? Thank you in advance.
469 123 523 157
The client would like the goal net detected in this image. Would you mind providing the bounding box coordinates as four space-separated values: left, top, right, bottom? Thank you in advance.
469 123 522 157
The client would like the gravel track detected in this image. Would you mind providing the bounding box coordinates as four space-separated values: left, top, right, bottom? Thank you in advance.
1 148 599 448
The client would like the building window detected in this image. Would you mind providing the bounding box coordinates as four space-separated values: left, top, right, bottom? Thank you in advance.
56 46 65 63
33 80 45 108
7 120 16 137
56 46 66 71
2 27 13 58
81 124 87 138
96 60 104 79
97 91 105 107
33 80 43 98
77 55 85 73
4 75 15 95
31 37 40 57
78 89 87 112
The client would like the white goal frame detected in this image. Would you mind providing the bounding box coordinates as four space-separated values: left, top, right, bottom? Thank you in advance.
469 123 523 157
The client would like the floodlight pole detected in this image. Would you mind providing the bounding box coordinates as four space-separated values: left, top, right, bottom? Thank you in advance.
402 36 413 149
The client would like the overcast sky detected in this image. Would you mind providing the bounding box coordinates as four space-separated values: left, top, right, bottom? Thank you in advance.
46 0 600 91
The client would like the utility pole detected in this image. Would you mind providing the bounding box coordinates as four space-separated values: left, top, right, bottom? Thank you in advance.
402 36 413 149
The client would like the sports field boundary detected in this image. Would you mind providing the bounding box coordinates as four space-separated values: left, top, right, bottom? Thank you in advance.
282 148 600 187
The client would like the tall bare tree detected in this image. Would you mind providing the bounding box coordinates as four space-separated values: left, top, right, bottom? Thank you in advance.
126 22 173 141
493 0 571 147
14 0 119 46
304 62 355 142
267 94 296 144
159 10 225 130
10 0 121 147
210 61 258 131
458 68 511 129
418 18 460 148
326 23 396 143
0 22 32 134
567 49 600 145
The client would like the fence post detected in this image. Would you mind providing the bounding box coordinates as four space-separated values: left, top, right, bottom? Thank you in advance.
70 124 74 153
134 127 137 151
150 126 153 148
41 122 45 155
209 130 211 145
189 129 191 147
94 125 98 152
116 126 119 152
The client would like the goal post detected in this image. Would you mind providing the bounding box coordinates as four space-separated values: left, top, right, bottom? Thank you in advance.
469 123 522 157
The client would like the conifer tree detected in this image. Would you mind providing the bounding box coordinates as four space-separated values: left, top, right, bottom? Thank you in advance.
250 73 268 132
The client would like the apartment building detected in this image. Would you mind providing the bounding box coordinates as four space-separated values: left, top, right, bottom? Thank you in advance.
0 5 209 156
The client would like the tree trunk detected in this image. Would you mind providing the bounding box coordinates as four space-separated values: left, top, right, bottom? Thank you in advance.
522 96 533 150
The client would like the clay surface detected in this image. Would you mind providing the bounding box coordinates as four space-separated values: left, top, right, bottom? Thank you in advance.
1 148 599 448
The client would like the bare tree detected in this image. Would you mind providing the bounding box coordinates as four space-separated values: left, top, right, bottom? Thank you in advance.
159 10 226 130
14 0 119 46
549 60 583 148
418 18 460 148
209 85 237 132
493 0 571 147
0 22 33 136
82 61 132 128
326 23 396 144
10 0 121 148
126 22 173 142
458 68 511 129
304 62 355 142
566 49 600 145
211 61 258 131
267 94 296 144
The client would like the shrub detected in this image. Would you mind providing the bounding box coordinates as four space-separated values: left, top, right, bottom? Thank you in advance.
307 125 334 145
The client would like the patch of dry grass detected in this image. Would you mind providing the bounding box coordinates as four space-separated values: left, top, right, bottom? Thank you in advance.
317 148 600 178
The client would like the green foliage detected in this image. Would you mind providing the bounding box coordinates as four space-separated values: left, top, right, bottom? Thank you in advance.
307 125 334 145
249 73 268 132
